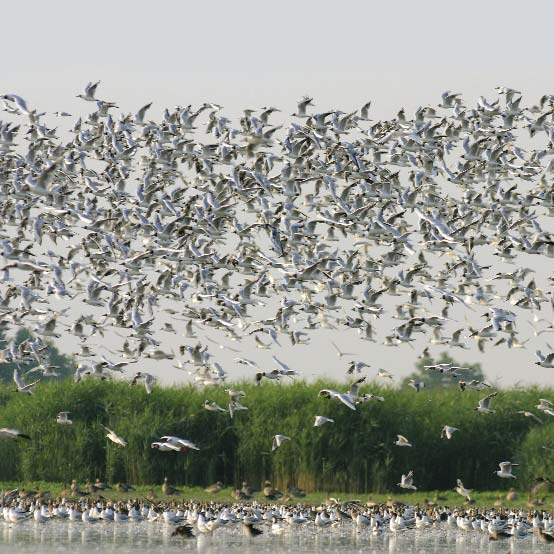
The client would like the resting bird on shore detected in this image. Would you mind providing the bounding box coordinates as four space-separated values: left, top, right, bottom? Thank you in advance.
243 521 263 537
263 480 282 499
205 481 223 494
162 477 177 496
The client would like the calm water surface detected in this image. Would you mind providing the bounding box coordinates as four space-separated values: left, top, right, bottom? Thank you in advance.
0 521 549 553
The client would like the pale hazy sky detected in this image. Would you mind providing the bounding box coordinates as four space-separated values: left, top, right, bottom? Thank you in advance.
6 0 554 119
5 0 554 387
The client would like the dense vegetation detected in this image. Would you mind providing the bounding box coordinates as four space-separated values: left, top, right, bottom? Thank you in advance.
401 351 486 389
0 379 551 493
0 328 75 383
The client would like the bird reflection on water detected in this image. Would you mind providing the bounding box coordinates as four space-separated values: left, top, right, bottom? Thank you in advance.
0 517 549 554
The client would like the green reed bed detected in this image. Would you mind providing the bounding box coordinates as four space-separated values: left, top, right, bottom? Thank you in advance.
0 380 551 493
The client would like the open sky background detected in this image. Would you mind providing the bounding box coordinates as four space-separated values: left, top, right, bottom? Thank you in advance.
4 0 554 386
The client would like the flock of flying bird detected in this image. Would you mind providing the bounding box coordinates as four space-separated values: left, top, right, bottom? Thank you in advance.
2 83 554 495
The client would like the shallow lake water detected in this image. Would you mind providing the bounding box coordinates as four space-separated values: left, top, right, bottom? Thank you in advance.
0 521 551 554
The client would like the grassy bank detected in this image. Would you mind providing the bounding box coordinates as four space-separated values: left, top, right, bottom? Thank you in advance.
0 481 549 510
0 380 552 492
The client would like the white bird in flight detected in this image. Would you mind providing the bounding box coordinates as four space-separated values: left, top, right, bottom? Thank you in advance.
394 435 412 447
272 434 291 451
496 461 518 479
0 428 31 440
102 425 127 447
314 416 335 427
160 435 200 451
397 470 417 490
56 412 72 425
441 425 459 439
13 369 39 394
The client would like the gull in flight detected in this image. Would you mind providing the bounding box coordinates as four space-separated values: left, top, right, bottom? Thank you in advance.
76 81 101 102
151 441 181 451
377 369 394 381
314 416 334 427
330 341 356 358
496 461 518 479
272 434 291 451
160 435 200 451
56 412 72 425
0 428 31 440
394 435 412 447
535 350 554 368
318 388 356 410
397 470 417 490
441 425 459 439
516 410 543 424
204 400 227 412
13 369 40 394
408 379 425 392
455 478 472 500
536 399 554 416
102 425 127 447
474 392 498 414
347 360 370 374
131 371 156 394
458 379 491 391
